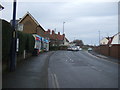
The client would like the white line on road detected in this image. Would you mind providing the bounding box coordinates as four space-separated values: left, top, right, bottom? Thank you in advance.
51 73 60 88
65 53 74 62
51 74 56 88
53 74 60 88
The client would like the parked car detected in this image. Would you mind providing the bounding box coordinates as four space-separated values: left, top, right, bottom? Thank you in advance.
71 46 79 51
67 47 72 51
79 48 82 51
88 48 92 51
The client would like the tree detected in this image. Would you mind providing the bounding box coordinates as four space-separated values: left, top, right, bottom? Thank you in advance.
73 39 84 47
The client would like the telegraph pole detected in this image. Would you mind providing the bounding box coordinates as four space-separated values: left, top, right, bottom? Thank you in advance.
98 30 100 46
63 22 65 45
10 0 17 71
63 22 65 34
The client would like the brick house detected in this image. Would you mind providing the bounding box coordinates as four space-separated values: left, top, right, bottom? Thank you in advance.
14 12 69 48
17 12 45 38
100 37 109 45
45 29 69 47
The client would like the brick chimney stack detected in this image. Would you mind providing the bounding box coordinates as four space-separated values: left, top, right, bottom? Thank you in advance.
63 34 65 40
52 30 55 34
48 29 50 34
58 32 60 35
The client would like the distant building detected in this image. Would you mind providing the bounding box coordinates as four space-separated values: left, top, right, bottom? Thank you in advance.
10 12 69 47
100 37 109 45
45 29 69 47
111 32 120 45
100 32 120 45
64 37 69 46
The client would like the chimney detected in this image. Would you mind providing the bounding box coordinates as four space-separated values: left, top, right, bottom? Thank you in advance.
63 34 65 36
63 34 65 40
48 29 50 34
58 32 60 35
52 30 54 34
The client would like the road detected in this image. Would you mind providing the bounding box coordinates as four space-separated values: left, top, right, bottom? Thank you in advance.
3 50 118 88
48 50 118 88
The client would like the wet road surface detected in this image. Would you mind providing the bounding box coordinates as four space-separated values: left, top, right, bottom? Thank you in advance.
48 50 118 88
3 50 118 88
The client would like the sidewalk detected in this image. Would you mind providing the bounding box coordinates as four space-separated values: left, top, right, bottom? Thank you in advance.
88 50 120 64
2 51 54 88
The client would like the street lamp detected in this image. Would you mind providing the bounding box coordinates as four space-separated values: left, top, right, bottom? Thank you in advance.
63 22 65 34
98 30 100 46
63 22 65 45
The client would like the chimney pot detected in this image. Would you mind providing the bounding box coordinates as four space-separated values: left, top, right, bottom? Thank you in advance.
58 32 60 35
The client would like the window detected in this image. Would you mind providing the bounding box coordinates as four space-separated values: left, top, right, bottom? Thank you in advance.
17 24 23 31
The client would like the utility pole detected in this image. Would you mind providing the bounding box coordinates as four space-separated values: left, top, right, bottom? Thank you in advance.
98 30 100 46
63 22 65 45
10 0 17 71
63 22 65 34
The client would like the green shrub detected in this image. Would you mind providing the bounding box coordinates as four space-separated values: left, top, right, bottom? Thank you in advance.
50 46 59 51
17 31 35 55
2 19 13 61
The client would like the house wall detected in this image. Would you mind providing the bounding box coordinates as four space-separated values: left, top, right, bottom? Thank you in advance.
64 39 69 46
19 15 45 37
111 34 120 44
100 38 108 45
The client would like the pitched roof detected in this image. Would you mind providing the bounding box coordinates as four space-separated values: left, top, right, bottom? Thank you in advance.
65 37 69 42
107 37 114 45
18 12 45 31
45 30 64 40
0 4 4 10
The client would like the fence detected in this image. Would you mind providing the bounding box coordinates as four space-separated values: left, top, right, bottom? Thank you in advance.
94 44 120 59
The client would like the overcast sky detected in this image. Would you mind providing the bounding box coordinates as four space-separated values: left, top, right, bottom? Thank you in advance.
1 0 119 45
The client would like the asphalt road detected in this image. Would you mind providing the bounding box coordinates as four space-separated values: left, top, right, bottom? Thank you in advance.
3 50 118 88
48 50 118 88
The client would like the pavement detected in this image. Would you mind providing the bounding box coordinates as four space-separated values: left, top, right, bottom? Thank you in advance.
2 51 54 88
87 50 120 64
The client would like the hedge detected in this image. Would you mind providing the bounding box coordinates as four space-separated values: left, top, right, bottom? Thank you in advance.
49 46 59 51
17 31 35 55
2 19 13 61
2 19 35 61
49 46 68 50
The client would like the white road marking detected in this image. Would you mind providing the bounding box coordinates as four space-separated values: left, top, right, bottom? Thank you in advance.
65 53 74 62
51 74 56 88
53 74 60 88
51 73 60 88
